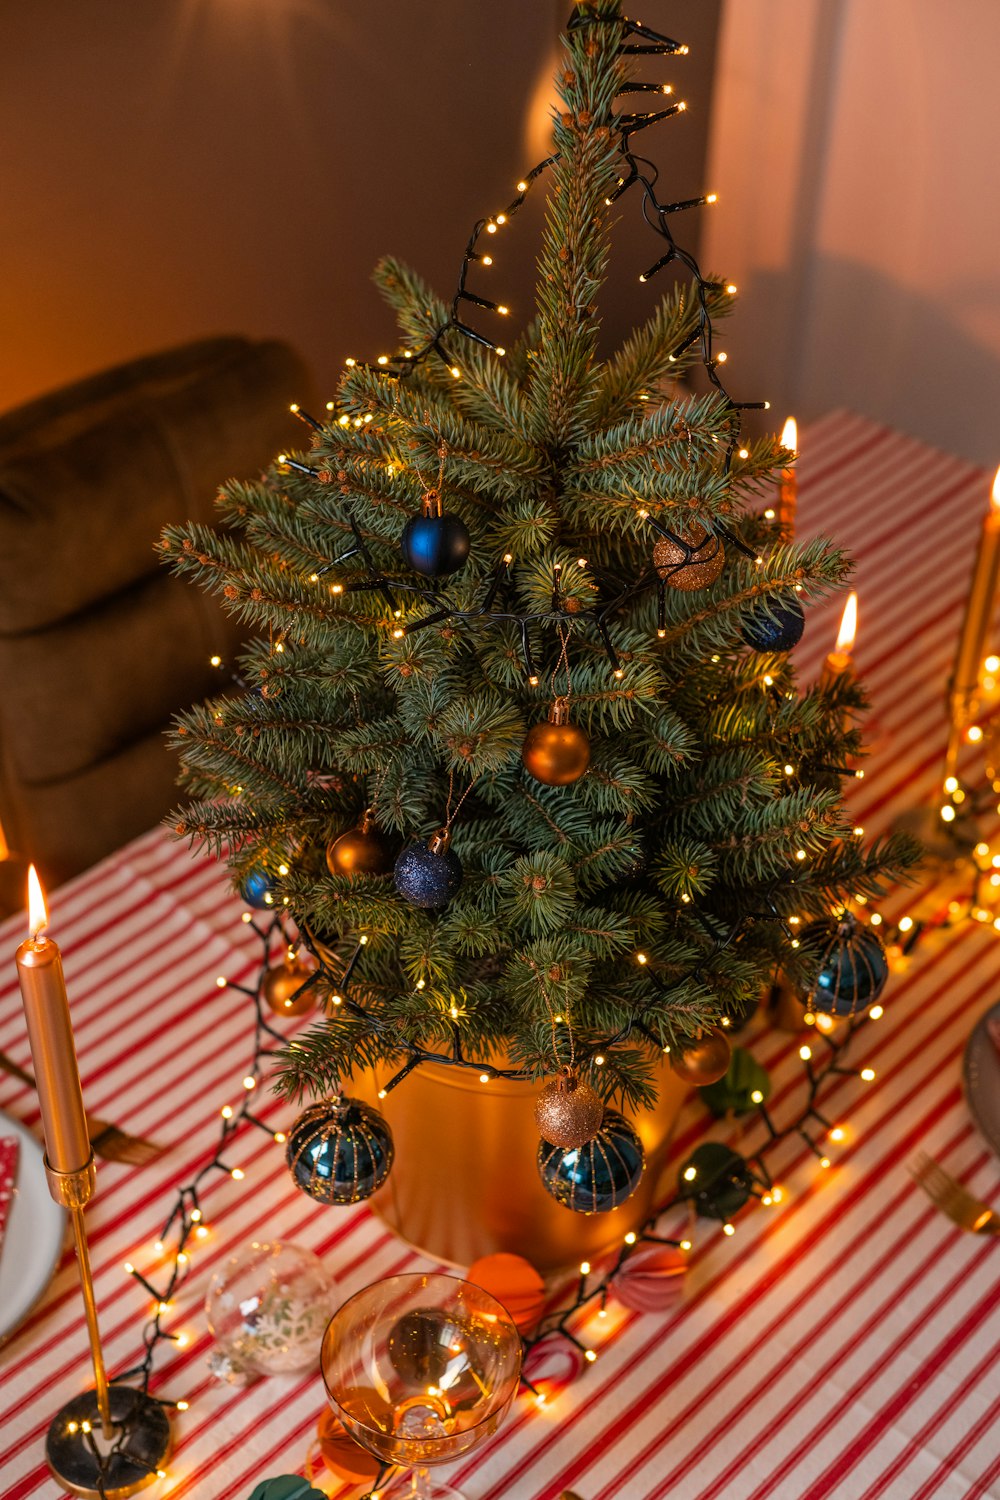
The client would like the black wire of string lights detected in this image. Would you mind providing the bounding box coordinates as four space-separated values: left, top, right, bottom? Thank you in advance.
113 910 298 1402
107 880 878 1479
277 5 778 682
270 0 867 1102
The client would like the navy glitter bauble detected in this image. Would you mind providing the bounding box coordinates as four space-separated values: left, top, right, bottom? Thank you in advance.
393 838 463 909
238 868 276 910
285 1098 394 1205
678 1141 755 1221
400 513 471 576
799 913 889 1016
739 596 805 652
537 1109 645 1214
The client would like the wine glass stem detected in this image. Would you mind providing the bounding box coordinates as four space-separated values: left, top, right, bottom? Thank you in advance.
411 1467 431 1498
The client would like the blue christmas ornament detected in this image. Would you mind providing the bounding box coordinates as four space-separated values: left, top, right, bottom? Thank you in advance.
238 867 276 910
400 494 470 577
394 829 463 909
286 1098 394 1205
799 912 889 1017
537 1109 645 1214
739 595 805 653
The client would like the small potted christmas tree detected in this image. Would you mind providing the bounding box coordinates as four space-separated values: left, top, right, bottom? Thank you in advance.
161 2 915 1269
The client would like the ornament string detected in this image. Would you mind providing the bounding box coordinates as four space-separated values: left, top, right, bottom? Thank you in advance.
530 958 576 1072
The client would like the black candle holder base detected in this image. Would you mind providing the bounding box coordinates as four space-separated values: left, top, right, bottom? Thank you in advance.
46 1384 172 1499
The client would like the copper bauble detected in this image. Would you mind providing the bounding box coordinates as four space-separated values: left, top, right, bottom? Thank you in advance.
653 527 725 590
534 1070 605 1148
522 700 590 786
669 1028 732 1086
261 955 318 1016
326 814 394 877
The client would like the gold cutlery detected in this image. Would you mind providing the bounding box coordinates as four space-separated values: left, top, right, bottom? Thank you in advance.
0 1048 163 1166
909 1151 1000 1235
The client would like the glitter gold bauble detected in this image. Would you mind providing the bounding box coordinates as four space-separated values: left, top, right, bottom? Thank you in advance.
521 699 590 786
534 1069 605 1148
669 1028 732 1086
261 954 318 1016
326 813 394 878
653 527 725 590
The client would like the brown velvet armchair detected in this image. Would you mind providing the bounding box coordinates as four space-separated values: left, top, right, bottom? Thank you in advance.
0 335 312 908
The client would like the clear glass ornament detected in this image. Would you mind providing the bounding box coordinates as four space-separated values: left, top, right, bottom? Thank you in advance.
205 1241 335 1384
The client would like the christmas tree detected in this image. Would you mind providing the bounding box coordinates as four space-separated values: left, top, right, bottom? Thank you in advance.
160 4 916 1184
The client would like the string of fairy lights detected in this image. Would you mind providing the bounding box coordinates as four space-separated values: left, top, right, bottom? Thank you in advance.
107 8 900 1488
280 3 775 682
109 890 882 1497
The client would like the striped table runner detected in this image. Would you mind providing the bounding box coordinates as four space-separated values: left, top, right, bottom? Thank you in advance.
2 410 998 1499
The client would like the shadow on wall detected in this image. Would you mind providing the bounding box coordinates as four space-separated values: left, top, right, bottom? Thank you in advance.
730 255 1000 471
795 254 1000 470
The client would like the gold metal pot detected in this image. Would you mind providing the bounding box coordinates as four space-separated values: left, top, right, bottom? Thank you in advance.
350 1056 690 1272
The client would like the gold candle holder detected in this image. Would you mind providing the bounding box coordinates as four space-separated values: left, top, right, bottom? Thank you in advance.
16 868 171 1499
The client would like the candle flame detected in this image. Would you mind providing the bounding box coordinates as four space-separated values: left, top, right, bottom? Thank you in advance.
836 591 858 653
27 865 48 939
780 416 798 456
991 465 1000 512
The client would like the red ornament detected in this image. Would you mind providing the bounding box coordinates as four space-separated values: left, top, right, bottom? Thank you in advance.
610 1243 687 1313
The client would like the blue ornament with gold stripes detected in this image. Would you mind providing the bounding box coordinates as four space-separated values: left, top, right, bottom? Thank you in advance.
286 1097 394 1204
537 1109 645 1214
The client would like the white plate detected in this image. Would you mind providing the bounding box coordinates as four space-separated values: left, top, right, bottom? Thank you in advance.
0 1110 66 1346
962 999 1000 1158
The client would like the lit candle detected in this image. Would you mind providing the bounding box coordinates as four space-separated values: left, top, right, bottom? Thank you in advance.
821 592 858 689
777 416 798 536
950 466 1000 733
14 867 90 1175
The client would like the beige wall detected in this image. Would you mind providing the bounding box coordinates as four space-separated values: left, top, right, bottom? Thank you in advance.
704 0 1000 468
0 1 720 417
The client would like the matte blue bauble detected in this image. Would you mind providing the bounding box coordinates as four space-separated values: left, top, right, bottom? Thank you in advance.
799 913 889 1016
739 596 805 652
238 868 276 909
537 1109 645 1214
400 512 470 576
285 1098 394 1205
394 839 463 908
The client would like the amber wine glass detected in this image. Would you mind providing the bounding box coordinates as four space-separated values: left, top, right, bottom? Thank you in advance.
321 1272 523 1499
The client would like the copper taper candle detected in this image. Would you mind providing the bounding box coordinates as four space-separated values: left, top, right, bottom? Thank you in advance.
949 466 1000 736
776 416 798 537
820 591 858 690
15 866 90 1175
15 871 172 1492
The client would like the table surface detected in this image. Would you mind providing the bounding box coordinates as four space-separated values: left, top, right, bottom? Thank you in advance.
2 410 999 1500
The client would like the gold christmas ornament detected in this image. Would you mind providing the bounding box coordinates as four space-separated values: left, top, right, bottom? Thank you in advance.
653 526 725 590
261 952 318 1016
522 698 590 786
326 811 394 878
669 1027 732 1086
534 1068 605 1148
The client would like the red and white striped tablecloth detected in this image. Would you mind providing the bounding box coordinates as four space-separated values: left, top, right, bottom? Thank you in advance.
2 410 999 1499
